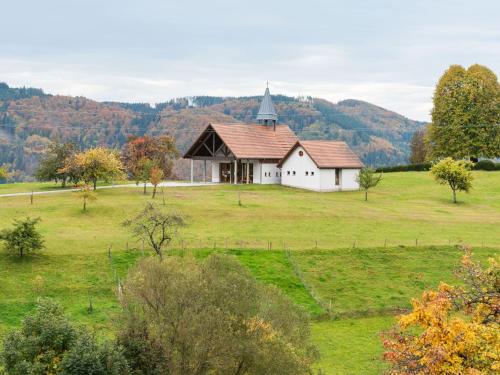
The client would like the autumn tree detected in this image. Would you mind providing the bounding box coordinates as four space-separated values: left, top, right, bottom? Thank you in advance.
0 165 8 181
382 249 499 374
430 157 473 203
61 147 125 190
122 135 178 190
0 217 44 257
35 142 75 187
118 254 319 374
356 167 383 201
149 165 163 199
123 203 185 261
428 64 500 160
409 129 427 164
77 185 97 211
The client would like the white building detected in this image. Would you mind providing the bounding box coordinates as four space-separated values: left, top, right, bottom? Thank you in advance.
183 87 363 192
277 141 363 191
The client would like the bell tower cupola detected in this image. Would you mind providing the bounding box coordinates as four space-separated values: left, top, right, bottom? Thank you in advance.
256 83 278 130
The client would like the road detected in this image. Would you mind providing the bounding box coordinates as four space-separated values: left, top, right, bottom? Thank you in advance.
0 182 215 198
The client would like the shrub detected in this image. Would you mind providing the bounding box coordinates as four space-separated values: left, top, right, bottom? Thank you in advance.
375 163 431 173
473 159 497 171
118 254 319 375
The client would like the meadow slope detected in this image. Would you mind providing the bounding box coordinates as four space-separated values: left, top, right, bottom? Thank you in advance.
0 171 499 374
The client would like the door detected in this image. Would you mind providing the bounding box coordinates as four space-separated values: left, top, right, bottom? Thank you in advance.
335 169 341 186
219 163 232 183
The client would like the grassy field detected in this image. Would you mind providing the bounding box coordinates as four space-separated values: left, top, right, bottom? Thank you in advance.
0 171 499 373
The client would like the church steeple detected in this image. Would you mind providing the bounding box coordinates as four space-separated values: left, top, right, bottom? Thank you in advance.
256 83 278 130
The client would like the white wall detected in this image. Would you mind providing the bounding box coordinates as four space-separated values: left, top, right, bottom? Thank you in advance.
211 162 220 183
341 169 360 190
281 146 321 190
260 163 281 184
253 161 261 184
280 146 360 192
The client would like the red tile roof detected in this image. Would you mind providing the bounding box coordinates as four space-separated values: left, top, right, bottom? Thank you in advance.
185 123 298 159
278 140 363 168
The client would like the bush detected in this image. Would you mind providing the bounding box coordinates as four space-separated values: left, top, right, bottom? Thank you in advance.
118 254 319 375
375 163 431 173
473 159 498 171
1 299 129 375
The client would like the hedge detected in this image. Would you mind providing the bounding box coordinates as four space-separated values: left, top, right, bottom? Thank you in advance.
375 160 500 173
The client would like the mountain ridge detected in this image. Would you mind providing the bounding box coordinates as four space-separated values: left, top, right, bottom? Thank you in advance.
0 82 426 181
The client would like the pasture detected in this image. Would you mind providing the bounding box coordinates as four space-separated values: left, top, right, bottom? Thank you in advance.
0 171 499 373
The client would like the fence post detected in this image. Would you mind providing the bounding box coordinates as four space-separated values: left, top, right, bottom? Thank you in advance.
352 240 356 249
30 191 34 205
108 244 112 259
415 238 418 247
315 240 318 250
384 238 387 248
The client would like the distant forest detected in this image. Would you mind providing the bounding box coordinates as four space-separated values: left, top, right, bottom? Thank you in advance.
0 82 425 181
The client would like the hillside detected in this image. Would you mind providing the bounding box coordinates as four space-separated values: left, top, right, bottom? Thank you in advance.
0 171 498 373
0 83 426 181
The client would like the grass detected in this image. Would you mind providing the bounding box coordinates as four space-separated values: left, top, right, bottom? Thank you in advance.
0 171 499 373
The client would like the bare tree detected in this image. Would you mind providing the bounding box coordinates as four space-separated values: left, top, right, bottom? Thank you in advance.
123 203 185 261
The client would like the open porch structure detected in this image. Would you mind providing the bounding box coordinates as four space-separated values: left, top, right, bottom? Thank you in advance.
183 123 297 184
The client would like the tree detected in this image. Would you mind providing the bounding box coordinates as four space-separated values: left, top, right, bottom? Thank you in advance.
0 165 8 181
1 299 129 375
123 203 185 261
356 167 383 201
149 165 163 199
61 147 125 190
35 142 75 187
0 217 44 257
430 157 473 203
118 254 319 375
382 249 499 374
77 185 97 211
2 298 77 374
409 129 427 164
122 135 178 184
428 64 500 160
60 331 130 375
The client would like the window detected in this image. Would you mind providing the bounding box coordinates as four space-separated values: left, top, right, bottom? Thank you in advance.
335 169 341 185
299 150 304 157
287 171 290 175
280 172 282 177
305 171 309 176
276 172 279 177
293 171 296 176
311 171 315 176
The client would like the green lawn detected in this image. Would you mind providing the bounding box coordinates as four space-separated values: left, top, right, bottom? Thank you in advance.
0 171 499 373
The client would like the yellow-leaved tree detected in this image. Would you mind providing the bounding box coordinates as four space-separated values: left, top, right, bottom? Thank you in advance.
61 147 125 190
382 247 499 374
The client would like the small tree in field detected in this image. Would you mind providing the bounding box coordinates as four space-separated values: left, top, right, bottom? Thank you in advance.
150 166 163 199
430 157 473 203
77 185 97 211
123 203 185 261
0 165 8 181
0 217 44 257
61 147 125 190
356 167 383 201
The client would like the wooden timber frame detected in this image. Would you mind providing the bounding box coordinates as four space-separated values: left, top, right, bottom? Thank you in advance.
184 125 239 184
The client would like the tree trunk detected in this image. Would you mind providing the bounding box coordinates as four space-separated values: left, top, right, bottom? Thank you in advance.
62 177 66 188
365 190 368 201
93 179 97 191
20 248 23 257
452 189 457 204
152 185 157 199
83 197 87 211
143 182 147 195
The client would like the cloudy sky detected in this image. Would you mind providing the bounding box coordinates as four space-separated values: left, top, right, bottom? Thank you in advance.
2 0 499 121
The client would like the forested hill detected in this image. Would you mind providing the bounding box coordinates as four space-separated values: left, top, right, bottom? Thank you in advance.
0 82 426 181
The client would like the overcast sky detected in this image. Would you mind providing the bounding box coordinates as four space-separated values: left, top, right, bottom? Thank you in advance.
1 0 499 121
